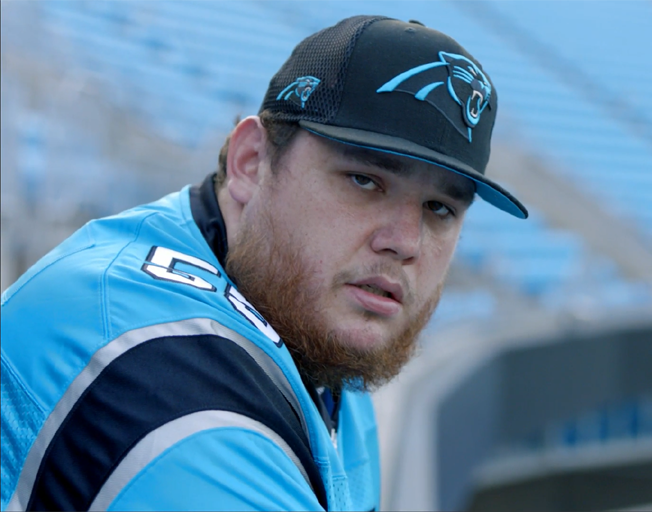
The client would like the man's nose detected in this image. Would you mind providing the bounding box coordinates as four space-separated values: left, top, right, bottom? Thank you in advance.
369 202 422 263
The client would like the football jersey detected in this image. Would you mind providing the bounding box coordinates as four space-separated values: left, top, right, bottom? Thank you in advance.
1 175 380 511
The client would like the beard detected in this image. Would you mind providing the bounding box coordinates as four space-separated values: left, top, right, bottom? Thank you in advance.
225 208 443 392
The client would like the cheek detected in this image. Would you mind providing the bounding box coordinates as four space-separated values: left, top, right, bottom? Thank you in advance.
415 232 461 293
302 212 363 279
268 193 352 278
284 184 367 257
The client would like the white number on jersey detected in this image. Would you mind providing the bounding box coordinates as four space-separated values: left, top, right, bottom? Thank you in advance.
225 284 283 347
142 246 219 291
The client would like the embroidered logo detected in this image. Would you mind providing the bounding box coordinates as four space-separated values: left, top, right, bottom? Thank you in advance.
277 76 321 108
377 52 492 142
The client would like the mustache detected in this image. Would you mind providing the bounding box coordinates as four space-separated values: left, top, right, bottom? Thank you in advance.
332 262 414 308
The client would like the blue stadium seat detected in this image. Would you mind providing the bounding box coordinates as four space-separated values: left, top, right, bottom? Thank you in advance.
10 0 651 314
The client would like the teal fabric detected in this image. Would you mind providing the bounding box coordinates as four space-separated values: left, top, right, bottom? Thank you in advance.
108 428 323 511
1 187 380 511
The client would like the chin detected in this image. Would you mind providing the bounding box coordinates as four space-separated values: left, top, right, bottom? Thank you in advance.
331 323 392 351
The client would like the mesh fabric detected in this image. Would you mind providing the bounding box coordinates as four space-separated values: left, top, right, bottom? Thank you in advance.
1 356 46 509
260 15 389 123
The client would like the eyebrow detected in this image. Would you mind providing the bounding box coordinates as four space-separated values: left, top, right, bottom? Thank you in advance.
341 145 405 174
340 145 476 205
438 175 476 206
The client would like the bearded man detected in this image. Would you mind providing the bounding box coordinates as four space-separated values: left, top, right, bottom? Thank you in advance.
1 15 527 511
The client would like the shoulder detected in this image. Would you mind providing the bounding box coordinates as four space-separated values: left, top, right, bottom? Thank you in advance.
2 188 327 510
1 187 214 412
1 187 199 328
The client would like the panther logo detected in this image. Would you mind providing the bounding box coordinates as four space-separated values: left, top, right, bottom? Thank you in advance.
377 52 493 142
277 76 321 109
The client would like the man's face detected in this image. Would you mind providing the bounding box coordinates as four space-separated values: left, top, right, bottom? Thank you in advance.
226 129 474 389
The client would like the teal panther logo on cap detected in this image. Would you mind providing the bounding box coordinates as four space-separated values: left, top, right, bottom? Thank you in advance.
377 52 492 142
277 76 321 109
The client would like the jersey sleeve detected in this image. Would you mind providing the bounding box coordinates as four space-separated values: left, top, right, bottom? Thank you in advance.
105 427 324 512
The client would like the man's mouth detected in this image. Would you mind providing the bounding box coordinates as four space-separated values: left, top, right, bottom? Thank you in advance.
348 276 405 306
357 283 393 299
346 280 403 317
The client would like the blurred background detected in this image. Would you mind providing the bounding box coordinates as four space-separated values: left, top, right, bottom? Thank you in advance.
1 0 651 510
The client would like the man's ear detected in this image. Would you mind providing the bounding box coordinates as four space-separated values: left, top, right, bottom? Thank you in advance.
226 116 268 205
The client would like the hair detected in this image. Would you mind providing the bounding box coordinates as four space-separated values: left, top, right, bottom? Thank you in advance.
215 110 301 188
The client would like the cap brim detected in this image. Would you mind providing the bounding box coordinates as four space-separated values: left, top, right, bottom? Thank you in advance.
300 120 528 219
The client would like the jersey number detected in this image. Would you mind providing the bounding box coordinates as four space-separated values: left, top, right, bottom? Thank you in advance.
142 246 282 346
142 246 220 291
225 284 282 347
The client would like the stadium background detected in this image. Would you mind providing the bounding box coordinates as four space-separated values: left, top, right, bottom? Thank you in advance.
1 1 651 510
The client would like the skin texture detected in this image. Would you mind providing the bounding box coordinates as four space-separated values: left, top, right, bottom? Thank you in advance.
218 116 474 389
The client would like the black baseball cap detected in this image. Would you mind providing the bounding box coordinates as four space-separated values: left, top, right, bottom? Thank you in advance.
260 15 528 219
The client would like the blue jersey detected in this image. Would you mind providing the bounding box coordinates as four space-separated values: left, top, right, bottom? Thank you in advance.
1 178 380 511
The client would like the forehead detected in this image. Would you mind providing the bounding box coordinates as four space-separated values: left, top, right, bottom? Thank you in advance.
308 132 476 204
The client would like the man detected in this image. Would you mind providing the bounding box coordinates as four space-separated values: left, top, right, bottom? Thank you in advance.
1 15 527 511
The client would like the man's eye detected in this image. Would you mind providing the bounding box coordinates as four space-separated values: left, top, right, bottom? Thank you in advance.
425 200 453 217
350 174 378 191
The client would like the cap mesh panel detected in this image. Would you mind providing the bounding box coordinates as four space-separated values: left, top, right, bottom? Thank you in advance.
260 15 389 123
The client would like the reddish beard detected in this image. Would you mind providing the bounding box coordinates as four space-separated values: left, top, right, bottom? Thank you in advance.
225 211 443 391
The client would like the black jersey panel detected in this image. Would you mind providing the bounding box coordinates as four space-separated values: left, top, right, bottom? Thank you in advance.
27 334 327 511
